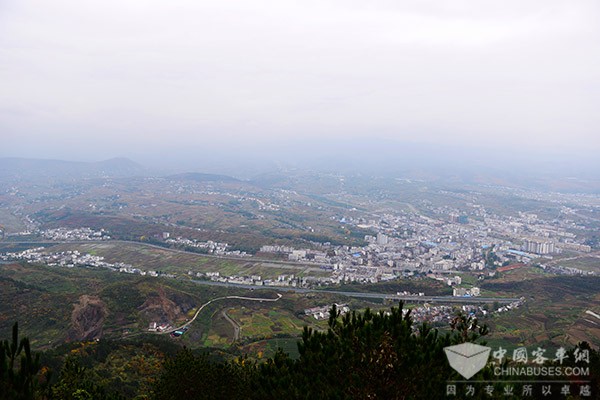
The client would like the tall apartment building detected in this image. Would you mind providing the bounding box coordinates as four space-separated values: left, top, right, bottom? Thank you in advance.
523 240 555 255
376 233 389 246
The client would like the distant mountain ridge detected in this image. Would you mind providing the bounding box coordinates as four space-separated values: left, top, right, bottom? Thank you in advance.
0 157 146 181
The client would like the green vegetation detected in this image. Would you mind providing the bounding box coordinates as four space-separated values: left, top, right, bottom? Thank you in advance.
2 305 600 399
152 305 600 399
483 275 600 348
0 323 46 400
0 262 378 356
0 263 266 347
228 307 301 338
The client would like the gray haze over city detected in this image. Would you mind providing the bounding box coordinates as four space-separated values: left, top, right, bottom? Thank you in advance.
1 0 599 177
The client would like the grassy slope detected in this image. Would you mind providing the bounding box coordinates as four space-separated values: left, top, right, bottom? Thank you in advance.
0 261 374 355
483 269 600 349
0 262 239 348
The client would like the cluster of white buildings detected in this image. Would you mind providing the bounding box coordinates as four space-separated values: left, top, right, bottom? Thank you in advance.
452 287 481 297
540 264 595 276
302 195 596 285
0 248 170 278
166 236 250 257
495 297 526 313
3 183 596 294
148 322 172 332
189 270 308 287
304 303 349 320
260 245 330 263
41 227 111 241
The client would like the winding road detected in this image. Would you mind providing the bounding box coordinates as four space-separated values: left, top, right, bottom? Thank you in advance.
164 293 282 335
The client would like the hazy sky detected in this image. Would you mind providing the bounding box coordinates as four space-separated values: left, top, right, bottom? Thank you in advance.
1 0 599 162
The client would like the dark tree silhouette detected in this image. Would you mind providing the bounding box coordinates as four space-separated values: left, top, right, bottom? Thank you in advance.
0 322 45 400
